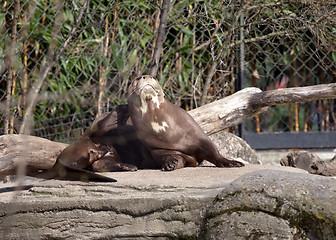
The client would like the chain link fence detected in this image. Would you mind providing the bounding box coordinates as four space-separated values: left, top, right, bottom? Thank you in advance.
1 0 335 145
240 3 336 134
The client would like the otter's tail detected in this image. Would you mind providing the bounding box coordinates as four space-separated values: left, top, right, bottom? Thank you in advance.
35 163 117 182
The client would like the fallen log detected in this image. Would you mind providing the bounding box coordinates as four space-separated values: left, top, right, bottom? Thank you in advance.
0 83 335 176
189 87 267 135
0 135 67 177
190 83 336 134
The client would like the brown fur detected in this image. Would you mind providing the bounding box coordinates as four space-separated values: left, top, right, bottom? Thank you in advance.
86 105 146 169
127 75 244 171
56 136 108 169
37 136 117 182
91 155 137 172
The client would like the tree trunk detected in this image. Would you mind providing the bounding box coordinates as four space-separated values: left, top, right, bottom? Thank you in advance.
149 0 170 77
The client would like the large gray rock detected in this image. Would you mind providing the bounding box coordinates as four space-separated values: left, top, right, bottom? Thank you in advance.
1 165 335 239
0 165 302 240
209 131 260 164
203 170 336 240
281 150 336 176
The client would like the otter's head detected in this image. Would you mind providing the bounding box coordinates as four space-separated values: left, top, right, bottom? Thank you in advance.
128 75 164 114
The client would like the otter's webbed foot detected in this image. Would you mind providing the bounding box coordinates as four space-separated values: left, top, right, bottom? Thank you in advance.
118 163 138 172
161 155 186 171
91 157 138 172
216 158 245 168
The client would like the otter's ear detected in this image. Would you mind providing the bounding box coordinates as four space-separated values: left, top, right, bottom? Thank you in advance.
127 83 134 97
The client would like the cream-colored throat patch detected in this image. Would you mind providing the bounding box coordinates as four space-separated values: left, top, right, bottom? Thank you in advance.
140 94 160 115
151 121 169 133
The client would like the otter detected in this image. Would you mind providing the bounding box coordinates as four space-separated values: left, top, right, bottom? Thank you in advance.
127 75 244 171
85 105 146 170
36 136 117 182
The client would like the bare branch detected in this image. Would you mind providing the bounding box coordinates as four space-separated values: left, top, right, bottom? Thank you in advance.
200 6 242 106
4 0 20 134
227 26 308 49
200 17 227 106
149 0 170 77
98 17 110 116
251 83 336 108
19 0 89 134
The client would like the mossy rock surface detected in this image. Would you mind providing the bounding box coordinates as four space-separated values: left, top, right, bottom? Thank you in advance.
202 170 336 240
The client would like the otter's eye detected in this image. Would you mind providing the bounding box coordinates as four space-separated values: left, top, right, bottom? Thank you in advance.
135 77 142 81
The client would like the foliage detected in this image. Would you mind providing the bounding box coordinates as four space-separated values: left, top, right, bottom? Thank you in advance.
0 0 335 141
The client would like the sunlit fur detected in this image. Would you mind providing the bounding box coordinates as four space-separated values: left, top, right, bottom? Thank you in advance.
151 121 169 133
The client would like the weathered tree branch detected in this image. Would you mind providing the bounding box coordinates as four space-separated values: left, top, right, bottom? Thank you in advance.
149 0 170 77
0 135 67 177
250 83 336 108
190 87 268 135
190 83 336 135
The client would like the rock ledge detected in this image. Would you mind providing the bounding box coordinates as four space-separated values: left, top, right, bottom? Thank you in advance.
1 165 335 240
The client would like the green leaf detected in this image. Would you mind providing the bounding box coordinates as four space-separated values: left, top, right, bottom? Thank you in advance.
332 52 336 64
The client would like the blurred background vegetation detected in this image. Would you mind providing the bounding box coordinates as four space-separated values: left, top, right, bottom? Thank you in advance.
0 0 335 144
